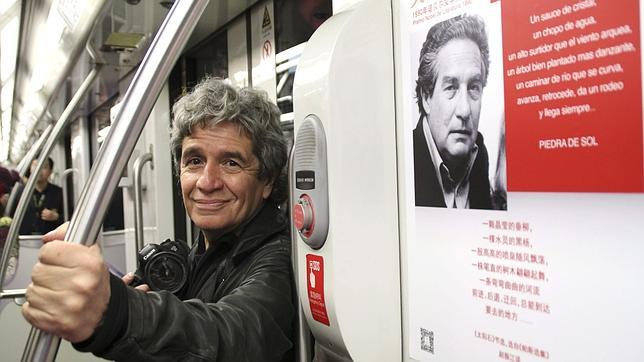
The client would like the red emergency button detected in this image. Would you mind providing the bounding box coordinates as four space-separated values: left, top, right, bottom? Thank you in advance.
293 195 314 237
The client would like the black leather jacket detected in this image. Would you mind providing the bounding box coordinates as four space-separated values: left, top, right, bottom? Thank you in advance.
75 203 294 361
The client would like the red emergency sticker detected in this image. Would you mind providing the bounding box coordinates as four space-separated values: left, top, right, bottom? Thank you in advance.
306 254 329 326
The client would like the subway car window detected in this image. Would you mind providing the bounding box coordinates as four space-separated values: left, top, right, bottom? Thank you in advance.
91 107 125 231
275 0 332 53
274 0 331 116
184 31 229 89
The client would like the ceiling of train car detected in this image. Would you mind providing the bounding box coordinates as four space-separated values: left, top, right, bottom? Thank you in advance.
2 0 109 164
1 0 259 166
0 0 21 164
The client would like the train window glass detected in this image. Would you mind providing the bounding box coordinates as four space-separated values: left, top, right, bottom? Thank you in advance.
63 131 74 218
168 30 228 104
275 44 303 116
274 0 330 117
102 189 125 231
275 0 332 53
88 106 125 231
186 31 228 87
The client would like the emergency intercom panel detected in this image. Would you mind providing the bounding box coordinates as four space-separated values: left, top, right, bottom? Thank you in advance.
291 0 401 360
291 115 329 249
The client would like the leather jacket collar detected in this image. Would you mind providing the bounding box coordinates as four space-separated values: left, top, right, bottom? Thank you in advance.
192 201 288 267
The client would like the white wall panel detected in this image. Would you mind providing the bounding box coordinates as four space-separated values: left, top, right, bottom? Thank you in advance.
228 16 249 88
251 0 276 101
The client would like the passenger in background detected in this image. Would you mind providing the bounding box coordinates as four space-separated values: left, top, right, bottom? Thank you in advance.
0 165 16 215
0 166 21 217
19 157 64 234
0 165 20 244
21 78 294 361
413 15 506 210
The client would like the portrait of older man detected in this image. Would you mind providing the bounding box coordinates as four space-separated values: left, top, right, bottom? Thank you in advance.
413 14 505 210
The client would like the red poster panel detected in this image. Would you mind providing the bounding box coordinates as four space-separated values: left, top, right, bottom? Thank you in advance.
306 254 330 326
502 0 643 192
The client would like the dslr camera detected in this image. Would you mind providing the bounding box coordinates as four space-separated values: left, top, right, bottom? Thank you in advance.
131 239 190 294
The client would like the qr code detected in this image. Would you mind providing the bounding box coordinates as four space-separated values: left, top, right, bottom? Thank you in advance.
420 328 434 354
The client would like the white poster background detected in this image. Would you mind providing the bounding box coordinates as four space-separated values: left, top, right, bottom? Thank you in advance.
409 194 644 361
403 0 644 361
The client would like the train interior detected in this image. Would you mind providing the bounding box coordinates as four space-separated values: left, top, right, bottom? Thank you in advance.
1 0 644 361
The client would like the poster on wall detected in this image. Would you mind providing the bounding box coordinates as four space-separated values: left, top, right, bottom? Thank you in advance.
403 0 644 361
503 0 643 192
410 0 507 211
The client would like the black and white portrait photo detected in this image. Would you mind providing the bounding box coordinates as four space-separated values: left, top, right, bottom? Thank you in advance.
412 14 507 210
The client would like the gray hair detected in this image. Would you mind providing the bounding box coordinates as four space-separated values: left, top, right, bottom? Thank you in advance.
415 14 490 116
170 78 287 203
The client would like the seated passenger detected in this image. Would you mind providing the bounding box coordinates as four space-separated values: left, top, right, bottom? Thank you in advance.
21 78 294 361
20 156 64 234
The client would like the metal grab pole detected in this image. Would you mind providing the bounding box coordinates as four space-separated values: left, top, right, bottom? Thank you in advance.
133 152 153 254
57 34 100 224
60 168 79 222
0 65 102 298
23 0 210 361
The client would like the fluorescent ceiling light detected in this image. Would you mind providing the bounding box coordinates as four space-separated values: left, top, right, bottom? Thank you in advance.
0 11 18 163
0 15 19 83
22 94 46 115
0 0 18 16
1 78 13 110
29 9 67 92
0 109 11 161
57 0 84 30
9 0 105 163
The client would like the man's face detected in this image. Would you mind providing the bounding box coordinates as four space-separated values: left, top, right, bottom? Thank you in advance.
31 160 52 184
423 38 484 166
179 122 273 242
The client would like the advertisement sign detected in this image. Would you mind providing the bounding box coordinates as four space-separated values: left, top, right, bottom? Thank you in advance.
401 0 644 361
503 0 643 192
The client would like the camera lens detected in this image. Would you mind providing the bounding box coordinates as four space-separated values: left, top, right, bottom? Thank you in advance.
144 251 188 293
